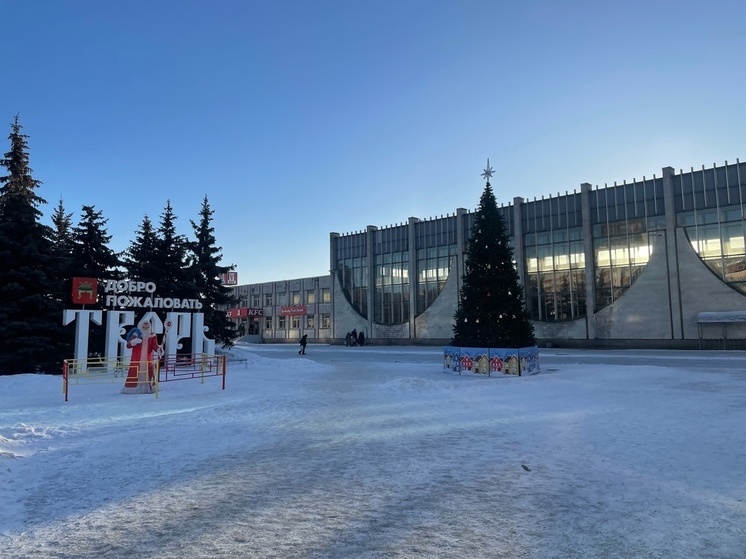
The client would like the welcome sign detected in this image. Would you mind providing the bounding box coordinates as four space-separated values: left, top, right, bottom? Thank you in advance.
63 277 215 365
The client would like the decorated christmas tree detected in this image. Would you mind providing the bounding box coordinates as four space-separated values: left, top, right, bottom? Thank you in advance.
451 160 536 348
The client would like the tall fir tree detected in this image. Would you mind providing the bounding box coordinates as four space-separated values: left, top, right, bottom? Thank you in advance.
452 161 536 348
0 117 66 374
48 198 78 357
70 205 122 278
189 196 237 348
50 198 75 268
122 215 161 283
153 200 198 302
49 198 76 302
69 205 122 354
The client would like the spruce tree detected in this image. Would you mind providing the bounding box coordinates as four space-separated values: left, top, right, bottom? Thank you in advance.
48 198 77 356
69 205 122 354
189 196 237 348
51 198 74 254
452 161 535 348
70 205 122 279
153 200 198 302
49 198 76 302
122 215 160 283
0 117 66 374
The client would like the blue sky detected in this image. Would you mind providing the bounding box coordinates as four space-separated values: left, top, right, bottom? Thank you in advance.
2 0 745 284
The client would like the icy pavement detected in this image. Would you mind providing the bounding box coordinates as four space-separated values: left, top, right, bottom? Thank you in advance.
1 345 745 558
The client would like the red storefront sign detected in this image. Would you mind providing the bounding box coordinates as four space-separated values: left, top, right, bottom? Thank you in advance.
280 305 306 316
227 307 264 318
71 277 98 304
220 271 238 286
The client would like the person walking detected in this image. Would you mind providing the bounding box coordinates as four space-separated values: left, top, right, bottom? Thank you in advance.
358 330 365 347
345 332 351 347
350 329 357 347
298 334 308 355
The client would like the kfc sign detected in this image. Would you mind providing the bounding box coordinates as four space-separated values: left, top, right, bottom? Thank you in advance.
227 307 264 318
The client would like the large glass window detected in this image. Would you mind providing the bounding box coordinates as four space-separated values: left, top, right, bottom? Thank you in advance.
526 228 586 321
683 206 746 294
416 245 455 316
374 251 409 325
337 257 368 318
593 219 653 312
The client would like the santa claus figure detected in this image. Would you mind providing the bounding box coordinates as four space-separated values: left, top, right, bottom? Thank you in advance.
121 320 162 394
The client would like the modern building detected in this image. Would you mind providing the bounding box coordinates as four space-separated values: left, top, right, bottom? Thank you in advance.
228 159 746 349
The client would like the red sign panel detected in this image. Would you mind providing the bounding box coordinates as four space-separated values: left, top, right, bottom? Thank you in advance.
280 305 306 316
227 307 264 318
71 277 98 304
220 271 238 286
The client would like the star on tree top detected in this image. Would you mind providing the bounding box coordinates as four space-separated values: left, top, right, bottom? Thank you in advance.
481 158 494 182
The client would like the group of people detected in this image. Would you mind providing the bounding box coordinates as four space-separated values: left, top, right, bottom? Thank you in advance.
345 329 365 347
298 329 367 355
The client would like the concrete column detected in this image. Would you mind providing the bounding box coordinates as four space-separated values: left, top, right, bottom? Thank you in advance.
455 208 468 286
581 183 596 339
407 217 419 339
662 166 683 339
512 197 525 287
329 232 340 338
365 225 377 338
453 207 470 320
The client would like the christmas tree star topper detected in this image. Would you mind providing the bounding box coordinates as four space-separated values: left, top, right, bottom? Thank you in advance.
481 158 494 182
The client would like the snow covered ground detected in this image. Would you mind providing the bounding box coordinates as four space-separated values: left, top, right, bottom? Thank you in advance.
1 344 745 559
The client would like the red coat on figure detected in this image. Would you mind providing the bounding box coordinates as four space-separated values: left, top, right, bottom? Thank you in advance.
121 321 161 394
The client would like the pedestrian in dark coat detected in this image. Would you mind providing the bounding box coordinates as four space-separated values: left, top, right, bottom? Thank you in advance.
345 332 351 347
350 329 357 347
298 334 308 355
358 331 365 346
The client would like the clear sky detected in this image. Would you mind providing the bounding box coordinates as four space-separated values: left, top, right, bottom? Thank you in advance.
3 0 745 284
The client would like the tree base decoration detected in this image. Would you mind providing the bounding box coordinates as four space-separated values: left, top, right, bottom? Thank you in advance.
443 346 540 376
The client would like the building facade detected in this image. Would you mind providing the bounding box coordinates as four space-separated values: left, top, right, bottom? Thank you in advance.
229 159 746 349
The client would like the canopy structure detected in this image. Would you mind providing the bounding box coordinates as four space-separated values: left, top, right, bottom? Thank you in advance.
696 311 746 323
696 311 746 349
